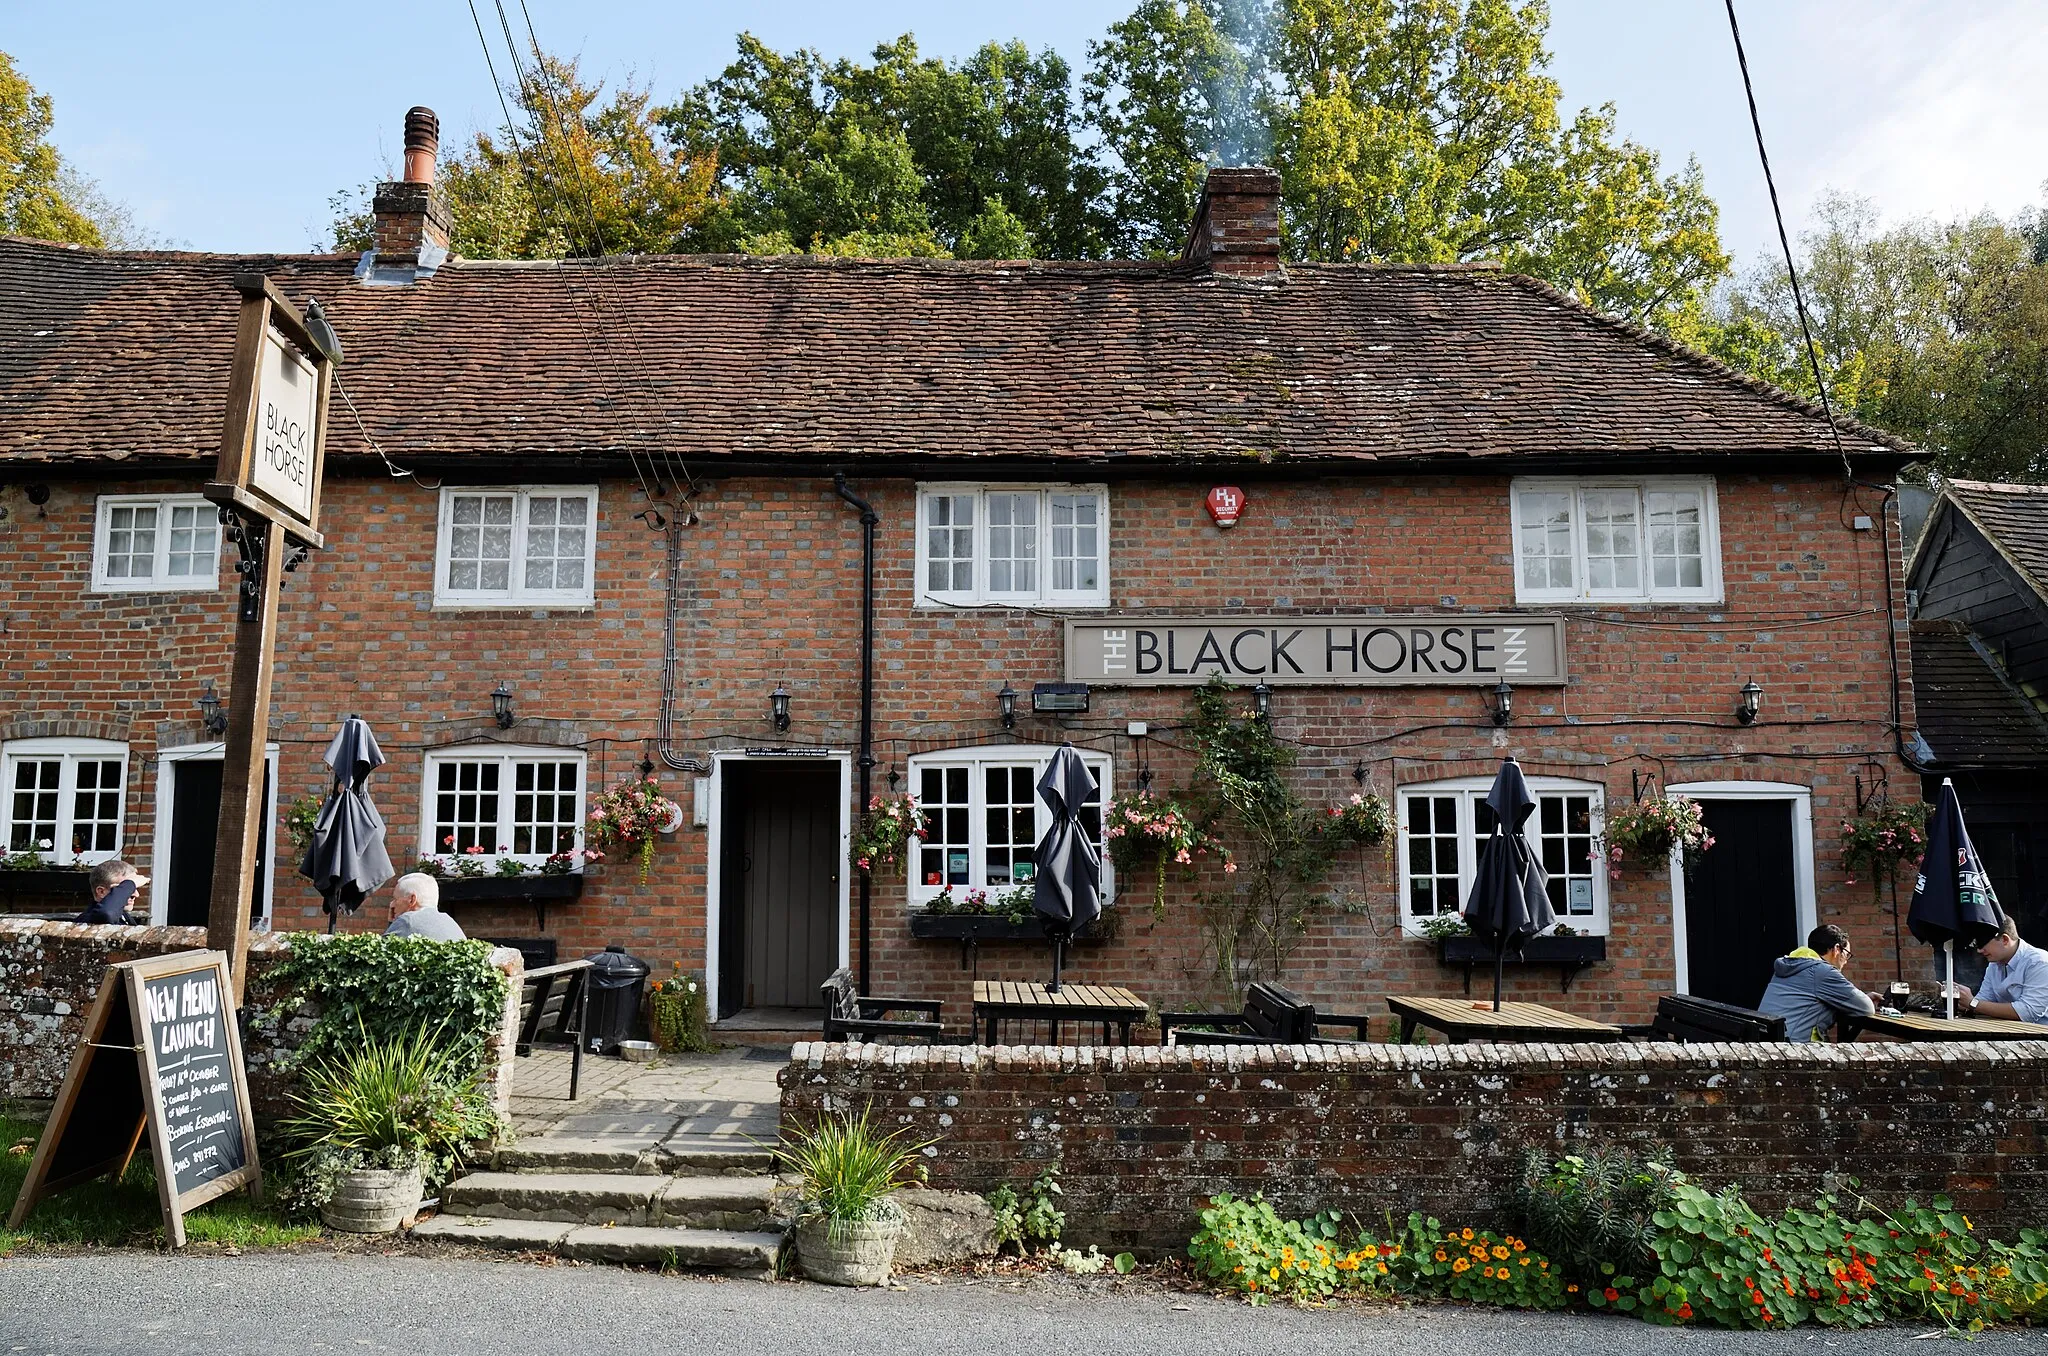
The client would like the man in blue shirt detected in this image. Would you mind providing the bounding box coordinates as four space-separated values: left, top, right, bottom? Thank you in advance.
1952 917 2048 1025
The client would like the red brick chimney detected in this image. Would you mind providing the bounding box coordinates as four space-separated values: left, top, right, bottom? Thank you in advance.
370 107 452 264
1182 167 1283 277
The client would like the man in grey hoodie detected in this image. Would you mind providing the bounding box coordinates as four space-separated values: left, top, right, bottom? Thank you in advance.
1757 924 1878 1041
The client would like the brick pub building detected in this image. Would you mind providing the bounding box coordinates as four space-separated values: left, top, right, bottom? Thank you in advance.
0 111 1924 1035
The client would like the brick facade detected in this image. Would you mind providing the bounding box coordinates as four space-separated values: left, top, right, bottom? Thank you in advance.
0 465 1918 1033
780 1039 2048 1251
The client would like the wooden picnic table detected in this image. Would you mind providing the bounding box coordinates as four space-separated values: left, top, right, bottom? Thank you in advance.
1835 1009 2048 1043
972 981 1147 1047
1388 994 1625 1045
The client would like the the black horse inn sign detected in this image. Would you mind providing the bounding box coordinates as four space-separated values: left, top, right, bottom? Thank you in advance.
1063 616 1566 686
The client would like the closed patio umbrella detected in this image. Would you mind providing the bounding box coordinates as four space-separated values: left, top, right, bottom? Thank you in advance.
300 714 395 933
1033 744 1102 994
1461 757 1555 1012
1908 778 2004 1018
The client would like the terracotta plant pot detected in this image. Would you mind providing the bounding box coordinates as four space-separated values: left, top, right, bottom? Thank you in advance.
321 1164 425 1234
794 1213 904 1286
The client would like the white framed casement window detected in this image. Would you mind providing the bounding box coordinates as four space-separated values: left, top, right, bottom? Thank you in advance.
420 745 588 866
914 484 1110 607
2 737 128 865
906 744 1112 904
1509 477 1721 604
91 494 221 592
434 486 598 608
1396 775 1606 936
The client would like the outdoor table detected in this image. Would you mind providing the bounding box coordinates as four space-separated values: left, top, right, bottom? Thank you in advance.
972 981 1147 1047
1835 1009 2048 1042
1387 994 1625 1045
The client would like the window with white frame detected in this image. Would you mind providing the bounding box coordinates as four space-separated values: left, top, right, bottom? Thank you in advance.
421 746 587 865
1397 776 1605 934
2 738 128 864
1510 478 1720 604
907 746 1111 903
91 495 221 592
915 485 1109 607
434 486 598 607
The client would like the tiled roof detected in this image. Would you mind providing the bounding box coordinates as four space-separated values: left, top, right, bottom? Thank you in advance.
1910 620 2048 767
1943 479 2048 605
0 235 1917 470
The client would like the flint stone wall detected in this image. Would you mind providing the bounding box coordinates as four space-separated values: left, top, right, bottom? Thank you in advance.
780 1039 2048 1252
0 919 521 1125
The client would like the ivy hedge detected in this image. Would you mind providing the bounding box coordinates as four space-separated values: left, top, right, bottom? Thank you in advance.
266 934 509 1080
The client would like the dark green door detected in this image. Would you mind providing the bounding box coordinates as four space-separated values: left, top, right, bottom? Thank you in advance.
1683 799 1799 1008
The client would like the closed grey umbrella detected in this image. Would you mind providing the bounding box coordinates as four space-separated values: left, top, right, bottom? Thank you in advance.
1032 744 1102 993
1461 757 1555 1011
300 714 395 932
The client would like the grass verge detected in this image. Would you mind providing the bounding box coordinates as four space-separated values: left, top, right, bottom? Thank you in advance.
1 1114 321 1255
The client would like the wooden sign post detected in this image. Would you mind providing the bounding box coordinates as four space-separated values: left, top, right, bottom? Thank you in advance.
203 276 334 1000
6 951 261 1248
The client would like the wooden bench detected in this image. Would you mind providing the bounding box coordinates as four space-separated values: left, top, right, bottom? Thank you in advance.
1648 993 1786 1043
1160 981 1373 1047
820 968 944 1043
517 959 592 1099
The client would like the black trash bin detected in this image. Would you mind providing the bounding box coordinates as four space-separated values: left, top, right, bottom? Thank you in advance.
583 945 650 1055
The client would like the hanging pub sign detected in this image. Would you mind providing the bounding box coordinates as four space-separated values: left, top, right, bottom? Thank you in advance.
1065 615 1566 686
1205 486 1245 529
6 951 260 1248
204 274 333 545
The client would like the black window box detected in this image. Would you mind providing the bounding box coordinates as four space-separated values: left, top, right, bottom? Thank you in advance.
0 868 92 903
436 873 584 928
1435 933 1607 994
908 913 1102 942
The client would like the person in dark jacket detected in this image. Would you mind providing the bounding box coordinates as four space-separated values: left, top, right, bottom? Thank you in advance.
1757 923 1878 1041
73 859 146 925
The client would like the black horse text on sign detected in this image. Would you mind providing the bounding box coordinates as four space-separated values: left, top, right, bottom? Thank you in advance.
140 969 247 1197
1064 616 1566 686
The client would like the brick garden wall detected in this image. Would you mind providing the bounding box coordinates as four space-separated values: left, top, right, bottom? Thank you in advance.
0 919 522 1124
0 469 1917 1031
780 1039 2048 1252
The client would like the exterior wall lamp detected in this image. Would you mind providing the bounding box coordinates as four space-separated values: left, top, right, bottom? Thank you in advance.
199 682 229 737
1489 680 1514 727
998 683 1017 730
491 683 515 730
1251 682 1273 721
771 685 791 732
1736 679 1763 726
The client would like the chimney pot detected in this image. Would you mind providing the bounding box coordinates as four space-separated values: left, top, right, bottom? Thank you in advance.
403 106 441 185
1182 166 1284 277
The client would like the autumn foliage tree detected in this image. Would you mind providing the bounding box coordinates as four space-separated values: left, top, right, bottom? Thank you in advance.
1 49 103 247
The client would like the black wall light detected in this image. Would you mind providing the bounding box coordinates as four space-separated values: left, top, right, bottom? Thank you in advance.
1735 679 1763 726
199 682 228 737
1489 679 1514 727
998 683 1017 730
771 685 792 731
1251 682 1273 721
491 683 515 730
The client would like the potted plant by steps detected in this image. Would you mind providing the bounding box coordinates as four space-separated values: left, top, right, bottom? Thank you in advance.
280 1023 500 1235
783 1108 932 1286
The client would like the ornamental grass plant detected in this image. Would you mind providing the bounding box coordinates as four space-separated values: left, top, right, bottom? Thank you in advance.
779 1107 931 1237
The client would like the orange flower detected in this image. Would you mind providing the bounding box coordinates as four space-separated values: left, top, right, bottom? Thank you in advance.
1461 1228 1474 1240
1434 1250 1447 1262
1492 1245 1510 1260
1452 1258 1470 1273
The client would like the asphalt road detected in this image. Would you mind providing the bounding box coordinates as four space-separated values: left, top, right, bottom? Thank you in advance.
3 1253 2046 1356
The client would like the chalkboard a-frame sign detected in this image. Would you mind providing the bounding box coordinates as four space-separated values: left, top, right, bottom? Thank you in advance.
6 951 261 1247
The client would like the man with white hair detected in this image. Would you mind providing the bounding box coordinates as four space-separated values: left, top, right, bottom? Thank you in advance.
383 872 466 941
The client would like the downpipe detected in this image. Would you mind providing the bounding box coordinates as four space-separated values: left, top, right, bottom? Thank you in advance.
834 473 879 994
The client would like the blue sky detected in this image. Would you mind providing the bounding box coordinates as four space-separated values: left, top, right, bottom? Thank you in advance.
9 1 2045 269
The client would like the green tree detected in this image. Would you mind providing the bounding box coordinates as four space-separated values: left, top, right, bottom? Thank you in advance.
1083 0 1729 324
1 49 102 246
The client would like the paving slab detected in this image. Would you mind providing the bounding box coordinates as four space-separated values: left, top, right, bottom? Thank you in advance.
407 1215 572 1250
443 1172 666 1224
557 1224 782 1273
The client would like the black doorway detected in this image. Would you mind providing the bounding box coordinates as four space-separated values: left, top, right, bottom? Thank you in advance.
164 759 271 928
1682 798 1800 1008
717 761 840 1019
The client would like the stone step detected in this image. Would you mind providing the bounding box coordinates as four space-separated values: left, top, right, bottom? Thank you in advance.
410 1214 781 1279
442 1171 779 1229
491 1141 778 1177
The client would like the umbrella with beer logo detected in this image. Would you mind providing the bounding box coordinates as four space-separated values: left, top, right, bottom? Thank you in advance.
1908 778 2004 1019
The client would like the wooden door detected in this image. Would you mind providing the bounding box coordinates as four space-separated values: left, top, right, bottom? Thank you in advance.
731 762 840 1010
1683 799 1798 1008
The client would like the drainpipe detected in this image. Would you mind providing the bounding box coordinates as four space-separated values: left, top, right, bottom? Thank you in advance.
833 473 878 994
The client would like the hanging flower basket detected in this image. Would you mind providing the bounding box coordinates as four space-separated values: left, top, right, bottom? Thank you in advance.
1103 791 1232 917
1597 794 1712 877
1839 801 1929 900
850 792 925 876
587 776 683 881
1317 791 1393 849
